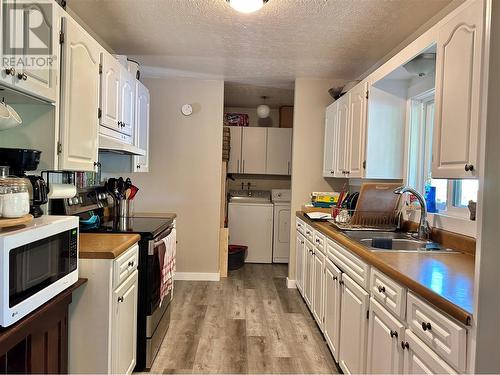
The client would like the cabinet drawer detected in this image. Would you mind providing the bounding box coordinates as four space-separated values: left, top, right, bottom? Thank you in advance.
296 218 306 235
406 292 467 372
370 268 407 320
304 224 314 243
327 238 370 290
313 230 326 252
113 244 139 289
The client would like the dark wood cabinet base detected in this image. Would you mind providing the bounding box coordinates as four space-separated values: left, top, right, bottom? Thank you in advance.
0 279 86 374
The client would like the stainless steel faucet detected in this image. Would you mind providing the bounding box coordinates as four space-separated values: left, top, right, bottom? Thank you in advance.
394 186 431 240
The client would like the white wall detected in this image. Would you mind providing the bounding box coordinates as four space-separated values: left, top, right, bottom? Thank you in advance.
118 77 224 275
288 78 346 281
224 106 280 128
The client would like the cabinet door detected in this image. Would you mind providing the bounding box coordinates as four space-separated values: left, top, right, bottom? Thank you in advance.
339 273 369 375
348 82 368 178
403 329 457 375
295 232 305 294
227 126 242 173
312 249 325 329
266 128 292 175
0 0 15 87
335 96 350 176
324 259 342 360
16 2 59 102
59 16 101 171
303 239 314 308
323 102 338 177
134 81 150 172
112 270 138 375
100 52 121 131
366 298 405 374
119 66 135 138
241 127 267 174
432 0 484 179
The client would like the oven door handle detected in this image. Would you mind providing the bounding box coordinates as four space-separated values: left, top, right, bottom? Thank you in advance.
149 226 174 255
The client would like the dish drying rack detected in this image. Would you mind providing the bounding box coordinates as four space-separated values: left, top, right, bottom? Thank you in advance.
328 209 400 231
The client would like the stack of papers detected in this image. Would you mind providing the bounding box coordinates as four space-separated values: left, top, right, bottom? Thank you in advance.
305 212 333 220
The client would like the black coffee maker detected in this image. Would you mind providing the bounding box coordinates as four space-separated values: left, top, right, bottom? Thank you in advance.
0 148 48 217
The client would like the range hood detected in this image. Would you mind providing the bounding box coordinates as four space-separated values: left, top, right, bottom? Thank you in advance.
99 134 146 156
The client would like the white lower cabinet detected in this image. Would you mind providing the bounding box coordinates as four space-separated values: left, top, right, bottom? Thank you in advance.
304 239 314 308
403 329 457 375
338 273 370 375
295 232 305 294
324 259 342 360
312 248 325 329
366 298 405 374
69 244 139 374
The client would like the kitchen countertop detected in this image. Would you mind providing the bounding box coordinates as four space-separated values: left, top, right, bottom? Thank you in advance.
79 233 141 259
297 212 475 325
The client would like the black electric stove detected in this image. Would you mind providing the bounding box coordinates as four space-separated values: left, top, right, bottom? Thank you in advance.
82 216 174 238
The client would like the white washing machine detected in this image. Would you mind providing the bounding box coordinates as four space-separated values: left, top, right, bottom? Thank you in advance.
228 190 274 263
272 189 291 263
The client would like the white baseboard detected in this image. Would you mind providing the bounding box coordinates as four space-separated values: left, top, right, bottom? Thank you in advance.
286 277 297 289
174 272 220 281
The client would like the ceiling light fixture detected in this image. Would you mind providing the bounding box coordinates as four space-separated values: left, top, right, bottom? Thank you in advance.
257 96 271 119
227 0 269 14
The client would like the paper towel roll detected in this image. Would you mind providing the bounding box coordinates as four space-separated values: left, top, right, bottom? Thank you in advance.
48 184 77 199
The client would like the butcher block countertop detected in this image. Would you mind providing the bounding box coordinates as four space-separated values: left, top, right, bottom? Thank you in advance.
79 233 141 259
297 212 475 325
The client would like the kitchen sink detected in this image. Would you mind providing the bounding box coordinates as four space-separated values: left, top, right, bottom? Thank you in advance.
344 231 458 253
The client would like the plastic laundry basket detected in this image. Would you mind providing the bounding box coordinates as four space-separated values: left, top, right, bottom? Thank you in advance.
228 245 247 270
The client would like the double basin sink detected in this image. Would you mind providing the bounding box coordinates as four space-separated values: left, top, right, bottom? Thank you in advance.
343 230 457 253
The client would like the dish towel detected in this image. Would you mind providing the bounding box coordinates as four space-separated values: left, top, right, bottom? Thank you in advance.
158 228 176 307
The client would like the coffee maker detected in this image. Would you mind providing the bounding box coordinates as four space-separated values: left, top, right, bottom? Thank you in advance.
0 148 48 217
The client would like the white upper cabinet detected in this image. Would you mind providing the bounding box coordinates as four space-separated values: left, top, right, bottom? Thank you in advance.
266 128 292 175
241 127 267 174
227 126 242 174
432 0 484 179
119 66 135 138
323 102 338 177
100 52 121 131
339 273 369 375
335 95 350 177
134 81 150 172
0 1 59 102
348 82 368 178
59 15 101 172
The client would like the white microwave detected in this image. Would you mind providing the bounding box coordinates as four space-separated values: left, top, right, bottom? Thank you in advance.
0 216 79 327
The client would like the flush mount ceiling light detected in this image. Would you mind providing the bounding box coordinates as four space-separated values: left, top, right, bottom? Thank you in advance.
403 53 436 77
227 0 269 14
257 96 271 119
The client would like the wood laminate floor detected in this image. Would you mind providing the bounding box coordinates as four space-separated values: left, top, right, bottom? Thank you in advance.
149 264 338 374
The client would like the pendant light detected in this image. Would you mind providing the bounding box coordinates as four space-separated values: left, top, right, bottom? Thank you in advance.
257 96 271 119
227 0 269 14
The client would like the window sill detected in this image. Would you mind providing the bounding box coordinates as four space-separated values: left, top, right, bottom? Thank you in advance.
405 211 477 238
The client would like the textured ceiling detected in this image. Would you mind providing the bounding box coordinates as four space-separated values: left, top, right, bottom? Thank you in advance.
67 0 452 86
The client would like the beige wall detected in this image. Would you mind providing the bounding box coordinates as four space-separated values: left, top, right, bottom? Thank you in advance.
120 77 224 274
227 175 291 191
288 78 347 280
224 106 280 128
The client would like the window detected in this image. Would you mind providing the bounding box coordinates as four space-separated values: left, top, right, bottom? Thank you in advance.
407 90 478 219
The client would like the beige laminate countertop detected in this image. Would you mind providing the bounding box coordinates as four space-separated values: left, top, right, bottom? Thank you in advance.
79 233 141 259
297 212 475 325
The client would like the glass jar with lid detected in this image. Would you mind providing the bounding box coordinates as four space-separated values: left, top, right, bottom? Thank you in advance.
0 167 30 218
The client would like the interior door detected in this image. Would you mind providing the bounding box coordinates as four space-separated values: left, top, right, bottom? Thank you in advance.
323 102 338 177
348 82 368 178
59 16 101 171
134 81 150 172
119 66 135 138
366 298 405 374
227 126 242 174
324 259 342 360
266 128 292 175
100 52 121 131
339 273 370 375
241 127 267 174
335 96 350 176
295 232 305 294
432 0 484 179
112 271 138 375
